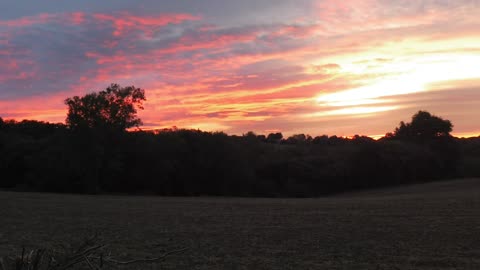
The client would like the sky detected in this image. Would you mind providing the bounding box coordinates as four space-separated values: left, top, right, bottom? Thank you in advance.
1 0 479 138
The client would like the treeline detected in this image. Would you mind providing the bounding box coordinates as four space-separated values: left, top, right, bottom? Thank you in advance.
1 116 479 197
1 84 479 197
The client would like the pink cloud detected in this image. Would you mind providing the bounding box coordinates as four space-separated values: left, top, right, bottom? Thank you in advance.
314 0 479 34
0 13 56 27
0 12 92 28
2 5 480 138
69 12 86 25
92 12 200 36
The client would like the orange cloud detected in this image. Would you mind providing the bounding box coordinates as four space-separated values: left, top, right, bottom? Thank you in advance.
2 4 480 138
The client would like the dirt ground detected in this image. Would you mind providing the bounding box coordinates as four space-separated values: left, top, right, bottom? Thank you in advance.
1 178 479 269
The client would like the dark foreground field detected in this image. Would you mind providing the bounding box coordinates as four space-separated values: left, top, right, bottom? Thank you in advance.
1 179 480 269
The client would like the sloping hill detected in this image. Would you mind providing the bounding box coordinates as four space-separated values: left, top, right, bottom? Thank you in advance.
1 178 479 269
336 177 480 199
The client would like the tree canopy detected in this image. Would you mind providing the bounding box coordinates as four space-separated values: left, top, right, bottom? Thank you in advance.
393 110 453 141
266 132 283 143
64 84 146 131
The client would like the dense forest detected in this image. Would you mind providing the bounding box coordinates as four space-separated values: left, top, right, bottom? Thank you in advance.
1 84 479 197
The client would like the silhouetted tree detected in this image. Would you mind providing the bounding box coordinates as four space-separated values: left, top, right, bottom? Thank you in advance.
391 110 458 177
351 135 375 144
312 135 329 145
257 134 266 142
393 110 452 141
266 132 283 143
285 134 311 144
62 84 146 193
65 83 146 131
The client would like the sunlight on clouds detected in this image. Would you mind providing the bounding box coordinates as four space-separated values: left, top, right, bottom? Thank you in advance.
321 98 395 107
6 110 66 122
315 53 480 115
304 106 399 118
2 2 480 137
316 76 424 106
330 106 400 116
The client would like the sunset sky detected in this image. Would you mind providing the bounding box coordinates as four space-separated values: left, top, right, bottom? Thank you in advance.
1 0 479 137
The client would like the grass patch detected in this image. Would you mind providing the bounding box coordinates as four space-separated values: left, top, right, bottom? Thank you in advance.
0 234 187 270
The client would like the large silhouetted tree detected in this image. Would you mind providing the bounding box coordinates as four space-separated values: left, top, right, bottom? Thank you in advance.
392 110 458 177
65 84 146 131
393 110 453 141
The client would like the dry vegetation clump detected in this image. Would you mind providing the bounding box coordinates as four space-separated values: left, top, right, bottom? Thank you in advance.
0 235 187 270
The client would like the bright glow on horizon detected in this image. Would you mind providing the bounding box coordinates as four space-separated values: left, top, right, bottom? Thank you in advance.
305 106 400 118
315 53 480 121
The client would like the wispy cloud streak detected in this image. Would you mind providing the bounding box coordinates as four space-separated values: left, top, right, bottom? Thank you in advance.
1 0 480 137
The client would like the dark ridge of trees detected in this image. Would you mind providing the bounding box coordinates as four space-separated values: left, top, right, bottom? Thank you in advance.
0 85 478 197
